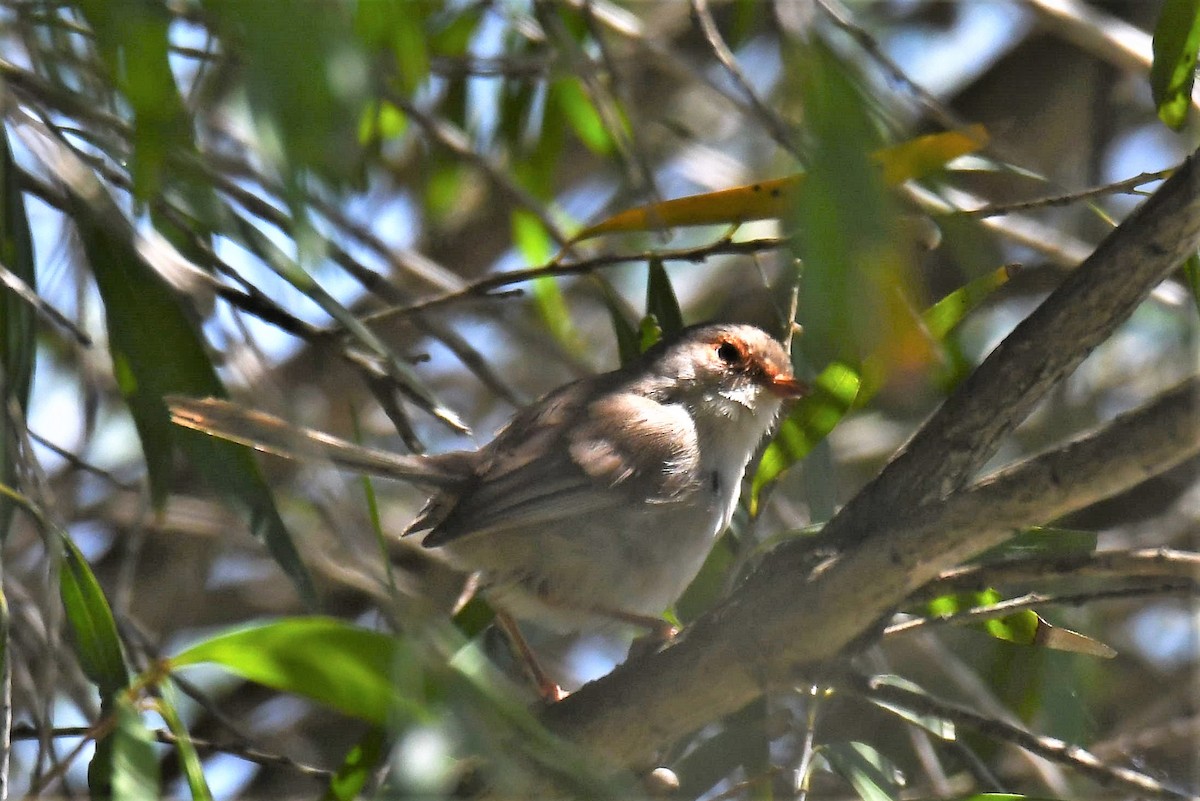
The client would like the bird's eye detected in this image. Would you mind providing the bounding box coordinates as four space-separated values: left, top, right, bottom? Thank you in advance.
716 340 743 365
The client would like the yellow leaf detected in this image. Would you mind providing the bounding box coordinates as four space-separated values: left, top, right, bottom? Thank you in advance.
571 125 988 242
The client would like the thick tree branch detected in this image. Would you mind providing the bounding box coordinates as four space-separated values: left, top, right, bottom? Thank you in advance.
541 147 1200 764
827 146 1200 547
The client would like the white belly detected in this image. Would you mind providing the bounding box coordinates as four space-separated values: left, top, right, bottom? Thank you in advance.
468 461 742 633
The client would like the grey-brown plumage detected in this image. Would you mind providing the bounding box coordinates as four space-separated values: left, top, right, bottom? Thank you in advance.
169 323 805 637
406 322 805 631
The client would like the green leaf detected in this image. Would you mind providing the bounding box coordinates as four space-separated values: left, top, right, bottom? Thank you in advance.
512 209 553 265
637 315 663 353
595 277 641 366
551 77 612 154
532 276 582 354
923 589 1116 658
790 43 915 373
357 99 408 145
59 531 127 697
864 675 955 740
157 681 213 801
67 189 316 607
0 128 36 541
922 264 1020 342
170 617 428 726
751 263 1017 510
429 4 481 56
821 741 899 801
109 699 162 801
751 362 861 513
355 1 431 93
323 727 386 801
1150 0 1200 130
513 212 583 354
452 596 495 640
77 0 193 200
1182 252 1200 311
645 259 684 337
203 0 368 183
974 527 1098 562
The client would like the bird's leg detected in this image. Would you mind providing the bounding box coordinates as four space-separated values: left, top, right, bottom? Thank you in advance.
532 599 680 661
493 610 566 702
588 605 680 642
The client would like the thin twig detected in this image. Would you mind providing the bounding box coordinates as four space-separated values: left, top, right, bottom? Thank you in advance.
691 0 802 158
0 261 92 346
814 0 968 134
959 169 1173 218
842 673 1197 801
887 583 1197 637
9 724 332 780
913 548 1200 601
389 94 573 247
359 235 788 324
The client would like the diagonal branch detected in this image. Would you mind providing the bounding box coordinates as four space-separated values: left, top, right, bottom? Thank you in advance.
842 674 1196 801
825 145 1200 549
540 148 1200 764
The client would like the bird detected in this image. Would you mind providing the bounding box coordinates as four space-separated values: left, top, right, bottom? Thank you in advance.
170 322 807 698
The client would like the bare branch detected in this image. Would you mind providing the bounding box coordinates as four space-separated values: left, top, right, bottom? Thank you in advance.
827 146 1200 546
541 361 1198 763
843 673 1197 801
360 235 788 324
916 548 1200 601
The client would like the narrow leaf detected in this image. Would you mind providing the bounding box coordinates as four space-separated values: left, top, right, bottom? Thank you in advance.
571 126 987 241
750 362 861 513
638 315 663 353
59 531 127 697
109 699 161 801
925 590 1116 657
0 128 36 541
1150 0 1200 130
751 262 1017 509
595 277 641 366
974 526 1098 561
169 617 427 726
821 741 899 801
1182 252 1200 311
46 158 317 606
921 264 1020 342
865 676 955 740
1033 619 1117 659
156 682 213 801
551 77 612 154
645 259 684 337
77 0 193 200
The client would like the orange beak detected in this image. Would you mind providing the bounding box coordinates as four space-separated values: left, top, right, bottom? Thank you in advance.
768 374 810 398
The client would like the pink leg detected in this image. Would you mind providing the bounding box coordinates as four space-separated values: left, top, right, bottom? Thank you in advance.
494 611 566 702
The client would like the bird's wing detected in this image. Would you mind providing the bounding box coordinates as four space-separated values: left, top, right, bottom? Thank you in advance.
420 391 699 546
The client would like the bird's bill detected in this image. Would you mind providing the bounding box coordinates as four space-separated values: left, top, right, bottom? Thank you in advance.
768 375 810 398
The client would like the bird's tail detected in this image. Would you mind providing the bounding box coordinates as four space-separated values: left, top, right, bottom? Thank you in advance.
167 396 467 490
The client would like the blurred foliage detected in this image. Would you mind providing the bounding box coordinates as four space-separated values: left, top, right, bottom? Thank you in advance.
1 1 1197 799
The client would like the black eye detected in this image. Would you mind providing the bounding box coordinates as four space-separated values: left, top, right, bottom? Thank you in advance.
716 341 742 365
